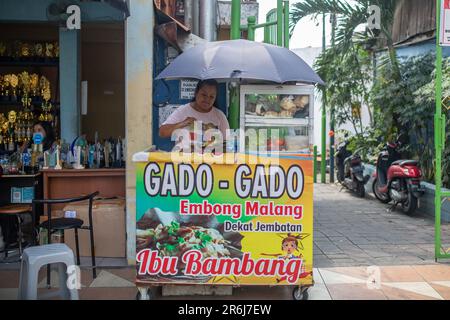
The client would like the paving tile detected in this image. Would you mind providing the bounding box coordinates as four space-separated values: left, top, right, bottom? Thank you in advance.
318 269 366 285
325 284 387 300
412 265 450 282
79 287 137 300
0 270 19 288
379 266 426 283
307 283 332 300
381 284 442 300
429 283 450 300
312 268 323 284
89 270 135 288
322 267 369 281
382 282 443 300
0 288 18 300
99 258 129 268
107 267 136 283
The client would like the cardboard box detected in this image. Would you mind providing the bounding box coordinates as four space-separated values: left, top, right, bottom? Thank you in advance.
63 199 126 258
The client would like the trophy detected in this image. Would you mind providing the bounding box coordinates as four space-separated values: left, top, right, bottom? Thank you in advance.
88 145 95 168
3 74 10 97
45 43 54 59
7 137 15 151
20 71 31 107
20 42 32 59
7 110 17 126
43 150 50 169
10 74 19 101
42 93 53 121
54 42 59 58
104 141 111 168
35 43 44 60
55 145 62 170
73 145 84 169
30 73 39 97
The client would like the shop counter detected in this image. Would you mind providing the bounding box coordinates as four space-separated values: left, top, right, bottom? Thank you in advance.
41 168 125 211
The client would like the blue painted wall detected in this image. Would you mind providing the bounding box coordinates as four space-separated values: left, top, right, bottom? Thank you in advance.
59 28 80 143
396 38 450 59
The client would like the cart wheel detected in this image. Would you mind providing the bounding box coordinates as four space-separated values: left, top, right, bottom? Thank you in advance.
293 287 309 301
136 288 152 300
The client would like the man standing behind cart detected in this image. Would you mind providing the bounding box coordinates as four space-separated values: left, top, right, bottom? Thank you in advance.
159 79 230 150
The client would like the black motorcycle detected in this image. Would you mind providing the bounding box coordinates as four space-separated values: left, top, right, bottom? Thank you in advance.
335 140 370 198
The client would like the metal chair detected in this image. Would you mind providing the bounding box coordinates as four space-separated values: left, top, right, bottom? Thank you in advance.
32 191 99 287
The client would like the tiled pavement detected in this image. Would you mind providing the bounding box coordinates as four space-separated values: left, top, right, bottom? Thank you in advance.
1 183 450 300
1 265 450 300
314 183 450 268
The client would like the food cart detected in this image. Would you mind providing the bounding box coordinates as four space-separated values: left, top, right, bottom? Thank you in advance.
133 84 315 300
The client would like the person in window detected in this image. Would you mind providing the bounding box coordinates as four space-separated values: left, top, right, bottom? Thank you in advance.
159 79 230 150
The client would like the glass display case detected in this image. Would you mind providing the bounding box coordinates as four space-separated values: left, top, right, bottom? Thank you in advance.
239 85 314 154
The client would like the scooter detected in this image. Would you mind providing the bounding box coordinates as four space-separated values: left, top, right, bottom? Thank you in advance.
372 138 425 215
335 140 370 198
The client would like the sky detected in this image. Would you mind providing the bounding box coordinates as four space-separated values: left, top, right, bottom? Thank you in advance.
256 0 332 49
256 0 361 49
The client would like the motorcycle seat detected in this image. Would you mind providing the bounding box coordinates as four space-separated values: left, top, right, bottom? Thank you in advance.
392 160 419 167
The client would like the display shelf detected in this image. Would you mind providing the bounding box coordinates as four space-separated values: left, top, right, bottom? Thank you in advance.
244 117 310 127
0 59 59 67
0 100 60 106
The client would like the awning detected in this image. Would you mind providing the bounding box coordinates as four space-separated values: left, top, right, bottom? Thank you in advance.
154 0 206 52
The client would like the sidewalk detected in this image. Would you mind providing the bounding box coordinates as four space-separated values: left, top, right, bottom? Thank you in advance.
314 183 450 267
1 264 450 300
1 183 450 300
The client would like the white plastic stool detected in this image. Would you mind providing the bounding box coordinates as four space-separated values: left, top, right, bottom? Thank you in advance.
18 244 79 300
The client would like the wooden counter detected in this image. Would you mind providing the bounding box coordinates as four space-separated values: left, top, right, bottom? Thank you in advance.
42 168 126 202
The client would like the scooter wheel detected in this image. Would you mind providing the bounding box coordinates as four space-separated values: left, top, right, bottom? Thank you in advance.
356 182 365 198
402 193 418 215
372 179 391 204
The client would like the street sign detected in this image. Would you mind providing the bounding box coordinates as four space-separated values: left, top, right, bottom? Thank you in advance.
440 0 450 46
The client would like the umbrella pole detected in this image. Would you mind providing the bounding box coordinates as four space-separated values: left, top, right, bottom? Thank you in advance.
229 0 241 130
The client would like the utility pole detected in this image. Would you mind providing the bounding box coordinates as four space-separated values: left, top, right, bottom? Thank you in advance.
321 13 327 183
329 13 336 183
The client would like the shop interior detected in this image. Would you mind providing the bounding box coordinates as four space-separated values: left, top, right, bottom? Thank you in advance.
0 21 127 261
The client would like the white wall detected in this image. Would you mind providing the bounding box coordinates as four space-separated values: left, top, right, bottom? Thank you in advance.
292 47 372 152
